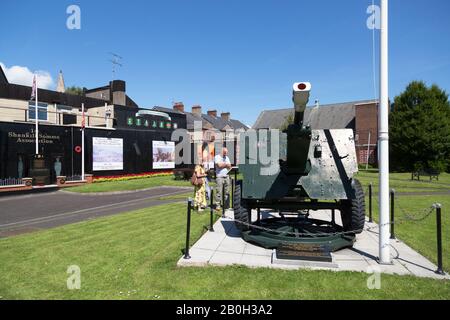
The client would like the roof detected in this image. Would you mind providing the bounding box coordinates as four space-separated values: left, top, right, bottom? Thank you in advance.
125 95 139 108
253 100 378 130
85 81 139 108
153 106 248 131
201 114 248 131
0 65 8 84
186 112 211 130
152 106 184 115
0 82 109 108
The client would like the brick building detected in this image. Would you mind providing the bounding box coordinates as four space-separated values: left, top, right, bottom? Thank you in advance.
154 103 248 165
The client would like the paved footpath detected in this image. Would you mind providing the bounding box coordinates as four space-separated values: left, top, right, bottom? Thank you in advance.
0 186 191 238
178 209 449 280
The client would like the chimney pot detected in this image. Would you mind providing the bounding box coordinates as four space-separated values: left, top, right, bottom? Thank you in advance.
207 110 217 118
221 112 230 121
192 105 202 115
173 102 185 113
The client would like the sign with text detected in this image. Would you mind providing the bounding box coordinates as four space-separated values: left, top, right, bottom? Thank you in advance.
92 137 123 171
152 141 175 169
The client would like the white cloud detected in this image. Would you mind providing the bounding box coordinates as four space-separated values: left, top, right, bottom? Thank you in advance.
0 62 54 90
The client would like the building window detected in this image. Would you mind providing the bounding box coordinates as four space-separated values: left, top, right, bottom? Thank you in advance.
28 103 48 121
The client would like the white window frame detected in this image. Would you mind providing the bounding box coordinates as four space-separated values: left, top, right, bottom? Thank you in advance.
28 103 48 121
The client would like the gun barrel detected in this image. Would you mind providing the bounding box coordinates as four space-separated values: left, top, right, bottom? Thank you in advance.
292 82 311 126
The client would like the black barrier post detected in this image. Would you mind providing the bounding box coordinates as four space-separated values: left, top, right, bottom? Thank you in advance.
390 189 396 239
257 207 261 223
222 182 226 218
184 198 192 259
435 203 445 275
369 183 373 223
231 178 234 209
209 190 214 232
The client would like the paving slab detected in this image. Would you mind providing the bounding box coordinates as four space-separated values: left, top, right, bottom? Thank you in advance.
177 209 449 280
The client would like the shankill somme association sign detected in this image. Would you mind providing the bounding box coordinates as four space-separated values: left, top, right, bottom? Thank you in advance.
8 130 61 145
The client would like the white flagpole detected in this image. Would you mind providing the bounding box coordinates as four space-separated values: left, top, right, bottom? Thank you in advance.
35 75 39 155
81 103 85 181
379 0 391 264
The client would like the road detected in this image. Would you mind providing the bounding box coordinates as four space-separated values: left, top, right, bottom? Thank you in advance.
0 186 191 238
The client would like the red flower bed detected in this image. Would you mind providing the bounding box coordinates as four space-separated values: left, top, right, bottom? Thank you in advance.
93 171 173 182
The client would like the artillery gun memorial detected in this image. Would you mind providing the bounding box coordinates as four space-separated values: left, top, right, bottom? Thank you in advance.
233 82 365 262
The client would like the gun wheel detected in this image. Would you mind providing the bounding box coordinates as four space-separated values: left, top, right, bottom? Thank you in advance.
233 180 250 231
340 179 365 234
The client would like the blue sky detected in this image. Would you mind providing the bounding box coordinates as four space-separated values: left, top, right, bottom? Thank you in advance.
1 0 449 125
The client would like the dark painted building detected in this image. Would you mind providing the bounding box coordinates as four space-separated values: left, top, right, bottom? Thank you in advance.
0 65 187 182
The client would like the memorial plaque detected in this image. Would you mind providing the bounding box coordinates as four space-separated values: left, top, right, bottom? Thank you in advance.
276 243 332 262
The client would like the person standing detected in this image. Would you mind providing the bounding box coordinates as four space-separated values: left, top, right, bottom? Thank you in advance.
193 162 207 212
214 147 231 210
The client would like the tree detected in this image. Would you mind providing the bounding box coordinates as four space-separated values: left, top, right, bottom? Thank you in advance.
390 81 450 172
65 86 84 96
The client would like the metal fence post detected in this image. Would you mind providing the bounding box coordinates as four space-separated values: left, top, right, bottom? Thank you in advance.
390 189 395 240
369 183 373 223
435 203 445 275
231 178 234 209
184 198 193 259
209 190 214 232
222 182 226 218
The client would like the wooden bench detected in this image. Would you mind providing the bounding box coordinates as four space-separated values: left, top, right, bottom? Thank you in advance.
411 169 440 181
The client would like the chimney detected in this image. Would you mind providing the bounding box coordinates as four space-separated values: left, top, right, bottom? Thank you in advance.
221 112 230 121
192 105 202 116
173 102 185 113
110 80 126 106
207 110 217 118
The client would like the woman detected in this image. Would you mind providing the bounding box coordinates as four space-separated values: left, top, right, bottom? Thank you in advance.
193 162 207 211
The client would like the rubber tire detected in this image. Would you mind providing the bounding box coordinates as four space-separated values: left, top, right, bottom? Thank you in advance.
340 179 365 234
233 180 250 231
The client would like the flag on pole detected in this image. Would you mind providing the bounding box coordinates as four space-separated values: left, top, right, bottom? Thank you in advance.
31 75 37 101
81 103 85 180
32 74 39 155
81 107 86 129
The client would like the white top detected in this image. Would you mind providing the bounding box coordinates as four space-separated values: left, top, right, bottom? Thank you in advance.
203 160 215 171
214 154 231 177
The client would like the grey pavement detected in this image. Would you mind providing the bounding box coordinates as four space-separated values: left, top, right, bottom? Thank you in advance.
0 186 191 237
178 209 450 280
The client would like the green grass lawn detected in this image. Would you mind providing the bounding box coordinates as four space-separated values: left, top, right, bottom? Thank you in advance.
355 171 450 193
355 171 450 272
0 202 448 300
67 175 191 193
